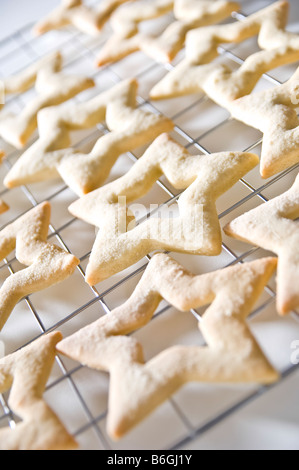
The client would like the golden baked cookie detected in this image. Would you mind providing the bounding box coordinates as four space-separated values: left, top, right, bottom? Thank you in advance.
0 202 79 331
150 1 299 104
4 79 173 196
34 0 132 36
0 51 94 149
69 133 259 284
226 66 299 178
224 173 299 315
57 253 278 439
0 331 78 450
97 0 239 66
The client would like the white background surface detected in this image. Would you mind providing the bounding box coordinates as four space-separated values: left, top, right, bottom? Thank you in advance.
0 0 299 450
0 0 60 40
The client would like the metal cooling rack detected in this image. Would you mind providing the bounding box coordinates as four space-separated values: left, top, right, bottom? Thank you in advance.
0 0 299 450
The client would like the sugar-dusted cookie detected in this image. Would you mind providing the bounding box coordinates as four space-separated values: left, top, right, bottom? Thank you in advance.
0 202 79 330
150 1 299 105
57 253 278 439
34 0 131 36
224 173 299 315
110 0 174 37
142 0 240 63
69 133 259 285
226 65 299 178
97 0 174 65
0 152 9 215
97 0 239 66
0 51 94 149
4 79 173 196
0 331 78 450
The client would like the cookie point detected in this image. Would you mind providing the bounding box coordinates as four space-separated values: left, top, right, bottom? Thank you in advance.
85 272 96 287
260 165 272 179
277 299 294 317
51 330 64 344
40 200 51 211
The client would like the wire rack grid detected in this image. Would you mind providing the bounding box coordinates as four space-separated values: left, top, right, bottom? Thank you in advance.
0 0 299 451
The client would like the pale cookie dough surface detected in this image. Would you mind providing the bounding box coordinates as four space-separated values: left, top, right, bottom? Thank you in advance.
0 331 78 450
69 133 259 285
226 65 299 178
150 1 299 105
57 254 279 439
33 0 133 36
0 201 79 331
97 0 239 66
4 79 173 196
0 51 94 149
224 173 299 316
0 152 9 215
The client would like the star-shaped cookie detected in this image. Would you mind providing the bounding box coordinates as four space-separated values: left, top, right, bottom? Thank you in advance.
142 0 240 63
224 173 299 315
33 0 131 37
69 133 259 285
226 65 299 178
150 0 299 106
4 79 173 196
0 201 79 331
0 51 94 149
97 0 239 66
0 152 9 215
57 253 279 439
0 331 78 450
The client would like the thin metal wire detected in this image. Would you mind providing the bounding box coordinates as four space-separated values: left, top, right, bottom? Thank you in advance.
0 0 298 450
